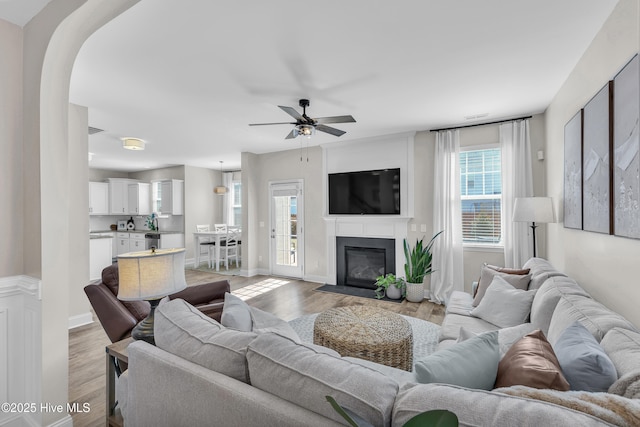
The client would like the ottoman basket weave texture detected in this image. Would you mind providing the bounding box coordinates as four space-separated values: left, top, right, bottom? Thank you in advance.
313 305 414 371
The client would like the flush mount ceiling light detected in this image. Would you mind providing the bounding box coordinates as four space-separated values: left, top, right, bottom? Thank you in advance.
122 137 145 151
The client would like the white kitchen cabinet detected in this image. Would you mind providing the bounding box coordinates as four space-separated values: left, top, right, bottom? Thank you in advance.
116 232 131 255
109 179 129 214
153 179 184 215
89 182 109 215
160 233 184 249
128 183 151 215
129 232 146 251
90 236 113 280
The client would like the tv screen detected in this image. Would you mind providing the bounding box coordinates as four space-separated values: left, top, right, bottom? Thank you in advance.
328 168 400 215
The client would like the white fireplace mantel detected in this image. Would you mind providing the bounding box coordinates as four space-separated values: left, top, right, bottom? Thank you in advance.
324 216 410 285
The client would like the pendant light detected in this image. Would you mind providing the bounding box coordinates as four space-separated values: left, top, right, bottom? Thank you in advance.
214 161 227 195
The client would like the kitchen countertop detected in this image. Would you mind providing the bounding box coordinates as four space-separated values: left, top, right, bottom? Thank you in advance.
89 234 114 240
90 229 184 234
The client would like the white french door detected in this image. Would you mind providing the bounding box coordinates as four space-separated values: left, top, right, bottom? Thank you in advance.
269 181 304 278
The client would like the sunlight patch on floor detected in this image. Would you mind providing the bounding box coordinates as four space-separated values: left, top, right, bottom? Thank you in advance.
232 277 290 300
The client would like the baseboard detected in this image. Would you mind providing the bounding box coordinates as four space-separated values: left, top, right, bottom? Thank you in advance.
68 312 93 329
303 274 326 284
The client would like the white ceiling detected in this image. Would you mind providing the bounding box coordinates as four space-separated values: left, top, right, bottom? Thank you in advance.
4 1 621 172
0 0 52 27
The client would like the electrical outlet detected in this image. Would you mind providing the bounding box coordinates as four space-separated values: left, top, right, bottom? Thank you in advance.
259 221 265 227
411 224 417 232
420 224 427 232
258 255 262 262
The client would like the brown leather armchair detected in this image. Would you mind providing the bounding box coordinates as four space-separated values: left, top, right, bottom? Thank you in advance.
84 263 230 343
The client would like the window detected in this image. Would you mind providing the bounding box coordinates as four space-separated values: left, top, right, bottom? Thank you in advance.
231 181 242 226
460 147 502 245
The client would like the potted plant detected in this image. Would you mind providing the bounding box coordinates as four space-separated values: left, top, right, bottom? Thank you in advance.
374 273 405 300
403 231 443 302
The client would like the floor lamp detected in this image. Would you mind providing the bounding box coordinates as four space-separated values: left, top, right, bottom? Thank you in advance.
512 197 556 258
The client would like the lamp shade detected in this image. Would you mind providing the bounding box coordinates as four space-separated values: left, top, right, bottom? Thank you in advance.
512 197 556 223
117 248 187 301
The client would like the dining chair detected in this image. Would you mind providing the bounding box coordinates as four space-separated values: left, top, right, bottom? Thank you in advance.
214 224 228 232
212 228 240 270
196 224 215 268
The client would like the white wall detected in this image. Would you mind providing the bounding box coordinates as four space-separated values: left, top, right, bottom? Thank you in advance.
545 0 640 328
68 103 92 328
0 19 23 277
251 146 326 281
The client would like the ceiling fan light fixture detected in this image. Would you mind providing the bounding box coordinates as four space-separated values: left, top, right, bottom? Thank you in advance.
122 137 145 150
295 124 315 138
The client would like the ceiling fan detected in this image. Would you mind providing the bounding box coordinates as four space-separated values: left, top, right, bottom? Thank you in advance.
249 99 356 139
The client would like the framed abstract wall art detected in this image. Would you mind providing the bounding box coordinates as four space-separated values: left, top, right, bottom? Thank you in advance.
613 54 640 238
582 82 612 234
564 110 583 230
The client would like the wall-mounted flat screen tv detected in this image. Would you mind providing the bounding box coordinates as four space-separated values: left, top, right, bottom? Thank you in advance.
328 168 400 215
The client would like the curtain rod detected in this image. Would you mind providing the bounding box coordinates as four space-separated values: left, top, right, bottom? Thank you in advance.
430 115 532 133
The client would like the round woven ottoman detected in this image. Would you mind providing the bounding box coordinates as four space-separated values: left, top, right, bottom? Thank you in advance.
313 305 413 371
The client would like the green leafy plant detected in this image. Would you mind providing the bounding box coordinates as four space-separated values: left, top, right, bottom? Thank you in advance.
326 395 458 427
374 273 406 299
403 231 443 284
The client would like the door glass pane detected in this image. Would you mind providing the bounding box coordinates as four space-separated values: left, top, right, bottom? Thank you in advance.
274 195 297 266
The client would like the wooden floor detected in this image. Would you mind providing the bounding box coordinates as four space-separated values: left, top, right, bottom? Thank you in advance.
69 270 445 426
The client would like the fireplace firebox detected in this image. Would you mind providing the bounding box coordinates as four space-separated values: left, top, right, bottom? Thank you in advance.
336 237 395 289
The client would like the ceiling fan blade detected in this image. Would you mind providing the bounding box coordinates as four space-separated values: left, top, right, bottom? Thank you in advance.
316 124 346 137
285 129 297 139
279 106 305 122
314 115 356 124
248 122 296 126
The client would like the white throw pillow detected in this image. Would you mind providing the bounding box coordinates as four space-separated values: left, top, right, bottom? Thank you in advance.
220 292 253 331
470 276 537 328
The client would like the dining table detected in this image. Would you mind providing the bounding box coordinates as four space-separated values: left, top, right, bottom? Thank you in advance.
193 230 229 271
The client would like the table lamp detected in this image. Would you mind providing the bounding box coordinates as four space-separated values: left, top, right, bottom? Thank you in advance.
117 247 187 345
512 197 556 257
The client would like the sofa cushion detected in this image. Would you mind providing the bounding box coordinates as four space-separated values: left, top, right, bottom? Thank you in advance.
392 383 611 427
547 295 638 345
415 331 499 390
221 292 253 331
470 276 537 328
445 290 474 316
601 327 640 399
494 330 570 391
154 299 257 383
530 276 590 335
523 257 568 290
473 265 531 306
247 332 398 427
553 322 617 392
219 292 300 341
439 311 500 342
457 323 537 359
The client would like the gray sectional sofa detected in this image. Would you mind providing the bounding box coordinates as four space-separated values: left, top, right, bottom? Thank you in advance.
118 258 640 426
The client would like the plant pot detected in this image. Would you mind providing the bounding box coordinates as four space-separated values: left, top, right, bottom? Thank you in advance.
385 284 403 300
406 281 424 302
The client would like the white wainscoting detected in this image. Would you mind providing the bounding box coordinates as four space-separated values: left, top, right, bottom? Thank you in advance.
0 275 42 427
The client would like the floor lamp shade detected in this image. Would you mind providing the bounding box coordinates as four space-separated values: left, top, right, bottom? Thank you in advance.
117 248 187 301
512 197 556 224
512 197 555 258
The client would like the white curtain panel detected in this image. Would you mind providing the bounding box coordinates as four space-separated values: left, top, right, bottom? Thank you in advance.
222 172 233 224
500 120 534 267
431 130 464 305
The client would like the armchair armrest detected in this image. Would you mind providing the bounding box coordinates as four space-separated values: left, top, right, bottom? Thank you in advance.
170 280 230 306
194 301 225 322
84 283 138 343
